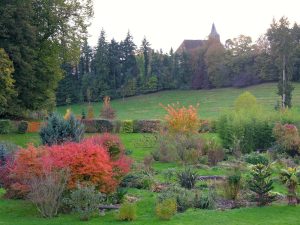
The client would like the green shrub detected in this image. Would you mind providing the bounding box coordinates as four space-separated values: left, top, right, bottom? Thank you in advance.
279 167 300 205
117 202 137 221
0 120 12 134
177 167 197 189
133 120 161 133
245 152 269 165
107 188 127 204
120 172 154 190
248 164 276 206
158 186 195 212
234 91 258 111
156 198 177 220
121 120 133 133
113 120 122 133
204 139 225 166
223 173 242 200
17 121 28 134
217 93 276 154
155 133 204 164
65 185 105 221
194 190 216 209
217 112 274 153
40 113 84 146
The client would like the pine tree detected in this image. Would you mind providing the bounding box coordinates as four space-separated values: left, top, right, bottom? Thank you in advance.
141 37 151 77
248 164 276 206
91 29 110 101
120 31 139 83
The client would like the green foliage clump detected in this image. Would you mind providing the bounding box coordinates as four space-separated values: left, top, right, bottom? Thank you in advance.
223 173 242 200
65 185 105 221
217 94 275 153
117 202 137 221
0 48 15 116
156 198 177 220
234 91 258 111
17 121 28 134
158 186 215 212
155 133 203 163
279 167 299 205
193 190 216 209
40 113 84 146
121 120 133 133
248 164 276 206
177 167 198 189
204 139 225 166
245 152 269 165
120 172 154 190
0 120 12 134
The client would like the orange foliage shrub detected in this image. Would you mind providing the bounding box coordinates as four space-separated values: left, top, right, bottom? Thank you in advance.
160 103 200 134
9 136 132 196
9 145 46 195
27 121 43 133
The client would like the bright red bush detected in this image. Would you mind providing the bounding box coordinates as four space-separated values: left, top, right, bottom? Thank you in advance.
9 145 45 196
8 136 132 196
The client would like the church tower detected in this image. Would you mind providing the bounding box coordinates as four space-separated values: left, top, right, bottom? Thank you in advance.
208 23 220 42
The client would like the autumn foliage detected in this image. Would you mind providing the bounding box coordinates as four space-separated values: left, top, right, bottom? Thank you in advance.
8 134 132 196
160 103 200 134
100 96 116 119
27 121 43 133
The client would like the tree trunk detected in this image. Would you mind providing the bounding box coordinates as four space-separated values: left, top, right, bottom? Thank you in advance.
282 55 286 109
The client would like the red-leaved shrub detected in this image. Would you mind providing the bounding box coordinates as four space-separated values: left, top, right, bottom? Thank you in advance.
8 135 131 196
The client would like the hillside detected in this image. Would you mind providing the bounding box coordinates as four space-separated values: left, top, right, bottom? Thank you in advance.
57 82 300 120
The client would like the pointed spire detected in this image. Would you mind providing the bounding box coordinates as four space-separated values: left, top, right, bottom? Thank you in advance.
209 23 220 41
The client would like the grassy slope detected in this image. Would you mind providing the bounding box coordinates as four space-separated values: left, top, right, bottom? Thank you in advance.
57 82 300 120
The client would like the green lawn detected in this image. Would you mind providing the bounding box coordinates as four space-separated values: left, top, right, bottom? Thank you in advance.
1 190 300 225
57 82 300 120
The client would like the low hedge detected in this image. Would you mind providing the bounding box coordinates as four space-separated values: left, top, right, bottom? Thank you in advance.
133 120 161 133
82 119 114 133
0 120 12 134
121 120 133 133
18 121 29 134
3 119 162 134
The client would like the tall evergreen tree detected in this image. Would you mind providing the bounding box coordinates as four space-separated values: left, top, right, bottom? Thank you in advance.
267 17 296 108
91 29 110 101
120 31 139 81
0 0 93 117
141 37 151 77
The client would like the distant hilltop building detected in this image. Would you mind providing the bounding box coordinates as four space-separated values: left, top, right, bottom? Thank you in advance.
176 23 220 54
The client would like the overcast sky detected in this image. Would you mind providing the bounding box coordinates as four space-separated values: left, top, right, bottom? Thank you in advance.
88 0 300 52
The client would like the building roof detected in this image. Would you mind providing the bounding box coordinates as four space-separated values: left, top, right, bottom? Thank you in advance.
176 23 220 54
209 23 220 41
176 40 206 54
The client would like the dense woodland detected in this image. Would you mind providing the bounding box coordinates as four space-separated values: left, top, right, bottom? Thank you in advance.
1 0 300 117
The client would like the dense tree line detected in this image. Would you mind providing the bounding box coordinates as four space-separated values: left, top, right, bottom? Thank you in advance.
1 5 300 117
57 18 300 107
0 0 93 118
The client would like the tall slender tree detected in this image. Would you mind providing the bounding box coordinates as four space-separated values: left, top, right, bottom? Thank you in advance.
267 17 296 108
